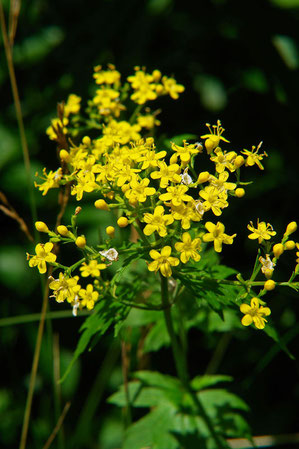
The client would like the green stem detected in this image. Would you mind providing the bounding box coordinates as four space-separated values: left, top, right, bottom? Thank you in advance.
160 275 229 449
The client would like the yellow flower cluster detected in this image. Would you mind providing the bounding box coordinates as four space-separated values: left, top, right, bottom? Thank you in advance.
29 65 298 329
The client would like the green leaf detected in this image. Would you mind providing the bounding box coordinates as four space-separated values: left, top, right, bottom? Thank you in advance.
60 297 127 382
199 389 249 415
108 381 167 408
123 403 178 449
143 318 170 353
191 375 233 391
263 323 295 359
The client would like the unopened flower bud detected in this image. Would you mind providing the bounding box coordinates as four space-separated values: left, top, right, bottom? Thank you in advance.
82 136 91 145
273 243 284 258
235 188 245 198
285 221 297 236
59 149 71 162
264 268 273 279
284 240 295 250
35 221 49 233
106 226 115 238
94 199 110 211
75 207 82 215
117 217 129 228
76 235 86 248
197 171 210 183
234 155 245 168
205 138 219 154
57 225 69 236
264 280 276 291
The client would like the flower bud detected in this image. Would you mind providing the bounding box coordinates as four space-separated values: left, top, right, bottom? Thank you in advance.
263 268 273 279
284 240 295 250
264 280 276 291
105 191 114 200
273 243 284 258
35 221 49 233
235 188 245 198
57 225 69 236
121 184 130 193
59 149 71 162
205 138 219 154
106 226 115 238
117 217 129 228
197 171 210 183
285 221 297 236
76 235 86 248
94 199 110 211
82 136 91 145
234 155 245 168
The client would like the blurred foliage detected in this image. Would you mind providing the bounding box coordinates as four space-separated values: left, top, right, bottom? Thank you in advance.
1 0 299 448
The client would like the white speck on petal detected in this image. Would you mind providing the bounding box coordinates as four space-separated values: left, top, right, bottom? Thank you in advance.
72 295 80 317
99 248 119 261
180 168 193 185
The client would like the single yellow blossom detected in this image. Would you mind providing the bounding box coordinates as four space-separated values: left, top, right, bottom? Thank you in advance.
35 168 63 196
49 273 81 303
143 205 174 237
93 64 121 85
241 141 267 170
170 140 201 165
79 284 99 310
210 147 237 173
125 176 156 204
203 221 236 253
199 186 228 216
148 246 179 277
247 219 276 244
27 242 56 274
175 232 201 263
240 297 271 329
161 76 185 99
159 185 192 207
201 120 230 153
80 260 107 277
150 161 181 188
64 94 81 116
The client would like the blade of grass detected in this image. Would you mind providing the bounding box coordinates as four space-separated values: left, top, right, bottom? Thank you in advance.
42 402 71 449
0 310 91 327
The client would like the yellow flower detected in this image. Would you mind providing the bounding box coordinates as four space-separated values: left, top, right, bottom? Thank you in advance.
79 284 99 310
150 161 181 188
170 200 202 229
175 232 201 263
64 94 81 116
71 172 99 201
128 68 158 104
27 242 57 274
80 260 107 277
35 168 62 196
199 186 228 216
93 64 121 85
148 246 179 277
136 149 166 170
247 219 276 244
210 147 237 173
241 141 267 170
49 273 81 303
143 205 174 237
200 120 230 153
240 297 271 329
159 185 192 207
137 114 161 129
208 171 237 193
161 76 185 100
46 117 68 141
203 221 236 253
170 140 201 165
125 176 156 204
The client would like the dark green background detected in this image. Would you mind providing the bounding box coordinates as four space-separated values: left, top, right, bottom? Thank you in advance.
1 0 299 447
